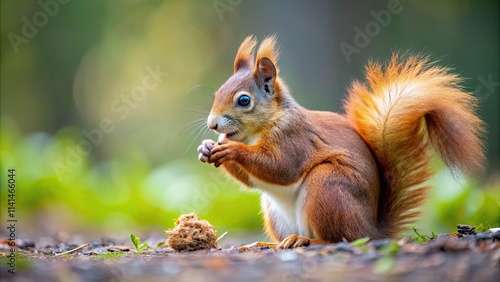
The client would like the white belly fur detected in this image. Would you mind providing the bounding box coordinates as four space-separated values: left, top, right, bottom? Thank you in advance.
249 176 310 239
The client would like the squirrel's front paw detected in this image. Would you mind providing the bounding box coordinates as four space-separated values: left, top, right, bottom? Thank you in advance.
197 139 215 163
209 142 239 167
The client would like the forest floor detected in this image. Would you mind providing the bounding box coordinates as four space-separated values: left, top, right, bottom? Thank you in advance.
0 226 499 282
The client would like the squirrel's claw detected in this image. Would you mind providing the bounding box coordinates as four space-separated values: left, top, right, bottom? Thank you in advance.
198 153 209 163
276 234 312 249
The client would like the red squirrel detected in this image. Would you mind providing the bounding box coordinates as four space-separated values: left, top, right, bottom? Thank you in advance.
197 35 485 248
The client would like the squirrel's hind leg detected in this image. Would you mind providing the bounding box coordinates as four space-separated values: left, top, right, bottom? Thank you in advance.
303 162 380 242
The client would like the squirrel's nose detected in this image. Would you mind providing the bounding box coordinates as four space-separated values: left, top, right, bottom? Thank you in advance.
207 115 218 131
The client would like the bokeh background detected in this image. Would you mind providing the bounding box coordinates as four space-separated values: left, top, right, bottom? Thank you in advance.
1 0 499 244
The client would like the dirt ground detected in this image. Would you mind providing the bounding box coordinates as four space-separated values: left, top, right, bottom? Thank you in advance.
0 229 499 282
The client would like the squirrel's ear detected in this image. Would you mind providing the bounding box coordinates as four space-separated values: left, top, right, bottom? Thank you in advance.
234 35 257 73
253 35 280 95
254 57 277 95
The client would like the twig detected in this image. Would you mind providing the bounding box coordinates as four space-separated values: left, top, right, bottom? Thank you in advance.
239 241 278 251
54 243 89 257
216 231 228 242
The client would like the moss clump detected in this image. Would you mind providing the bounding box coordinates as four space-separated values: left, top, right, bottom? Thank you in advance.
165 213 217 251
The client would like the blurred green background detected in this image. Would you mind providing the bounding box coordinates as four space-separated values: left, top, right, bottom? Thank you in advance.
1 0 499 243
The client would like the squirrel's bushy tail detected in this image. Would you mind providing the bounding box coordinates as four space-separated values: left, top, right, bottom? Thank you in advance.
344 54 485 237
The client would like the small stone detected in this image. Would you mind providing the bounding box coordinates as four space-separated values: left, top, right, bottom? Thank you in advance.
457 224 476 237
101 238 116 246
16 239 35 249
108 245 130 252
304 244 327 251
87 248 107 255
490 231 500 241
279 251 298 262
370 239 391 250
62 243 79 251
335 242 354 253
488 227 500 233
475 233 492 240
90 241 103 248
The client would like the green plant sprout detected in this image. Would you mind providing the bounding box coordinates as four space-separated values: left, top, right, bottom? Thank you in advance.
350 237 370 247
411 227 437 244
475 222 494 233
130 233 150 253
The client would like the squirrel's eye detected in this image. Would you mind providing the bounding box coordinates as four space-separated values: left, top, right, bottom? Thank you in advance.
237 95 251 107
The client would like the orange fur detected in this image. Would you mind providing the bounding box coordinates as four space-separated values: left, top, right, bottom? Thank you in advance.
201 36 485 245
254 34 280 74
344 54 485 236
234 35 257 73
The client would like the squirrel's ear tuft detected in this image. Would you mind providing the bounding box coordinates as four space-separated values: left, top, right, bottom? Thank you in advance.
255 34 280 75
254 57 277 95
234 35 257 73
